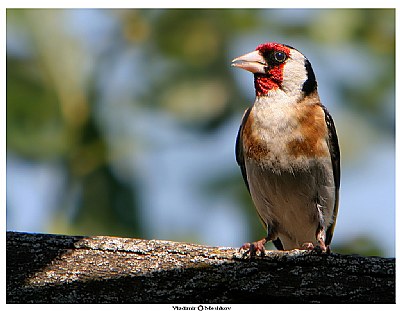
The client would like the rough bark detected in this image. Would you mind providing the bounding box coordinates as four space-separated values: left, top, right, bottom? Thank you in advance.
6 231 395 304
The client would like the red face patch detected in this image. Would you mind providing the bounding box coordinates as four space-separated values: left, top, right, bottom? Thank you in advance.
254 43 292 96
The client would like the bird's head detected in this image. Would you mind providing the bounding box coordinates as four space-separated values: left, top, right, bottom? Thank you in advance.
232 42 317 99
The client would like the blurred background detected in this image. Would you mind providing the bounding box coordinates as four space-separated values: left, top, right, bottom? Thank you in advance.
6 9 395 257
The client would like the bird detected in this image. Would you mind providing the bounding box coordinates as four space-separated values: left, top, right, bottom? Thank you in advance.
232 42 340 255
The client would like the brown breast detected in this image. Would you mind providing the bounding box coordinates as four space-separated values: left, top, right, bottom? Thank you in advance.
242 102 329 164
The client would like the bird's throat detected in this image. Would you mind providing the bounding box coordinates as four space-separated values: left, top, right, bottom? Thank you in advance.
254 75 281 96
254 65 284 97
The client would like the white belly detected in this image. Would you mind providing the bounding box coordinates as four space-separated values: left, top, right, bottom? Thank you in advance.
246 157 335 249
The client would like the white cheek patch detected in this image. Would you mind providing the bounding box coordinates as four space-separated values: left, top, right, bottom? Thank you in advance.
281 50 308 99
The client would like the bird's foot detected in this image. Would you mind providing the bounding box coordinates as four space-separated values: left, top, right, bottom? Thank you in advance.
240 238 267 258
301 240 329 254
301 242 315 251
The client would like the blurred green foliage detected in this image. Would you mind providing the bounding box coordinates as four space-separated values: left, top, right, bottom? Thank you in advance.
333 236 384 257
6 9 394 257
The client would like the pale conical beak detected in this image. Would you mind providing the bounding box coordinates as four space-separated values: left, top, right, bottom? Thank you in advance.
231 50 267 74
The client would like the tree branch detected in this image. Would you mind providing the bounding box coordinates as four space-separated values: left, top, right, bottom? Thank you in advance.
6 231 395 303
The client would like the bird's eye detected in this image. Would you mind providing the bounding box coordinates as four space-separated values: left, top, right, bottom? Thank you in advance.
274 51 287 63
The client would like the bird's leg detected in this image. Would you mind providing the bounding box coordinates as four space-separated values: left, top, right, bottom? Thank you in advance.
316 227 328 253
240 238 267 257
